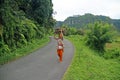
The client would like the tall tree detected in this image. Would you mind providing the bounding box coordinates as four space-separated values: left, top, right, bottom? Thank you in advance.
30 0 53 27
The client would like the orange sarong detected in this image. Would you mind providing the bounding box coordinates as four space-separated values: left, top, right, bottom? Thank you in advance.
57 49 63 62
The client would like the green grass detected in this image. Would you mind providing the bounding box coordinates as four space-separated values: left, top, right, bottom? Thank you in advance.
104 36 120 61
0 37 49 65
62 35 120 80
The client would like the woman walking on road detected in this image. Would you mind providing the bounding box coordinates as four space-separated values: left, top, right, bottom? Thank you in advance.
56 39 64 62
54 28 64 62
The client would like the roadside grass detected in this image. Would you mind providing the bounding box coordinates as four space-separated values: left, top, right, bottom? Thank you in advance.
63 35 120 80
0 37 49 65
106 35 120 50
104 36 120 61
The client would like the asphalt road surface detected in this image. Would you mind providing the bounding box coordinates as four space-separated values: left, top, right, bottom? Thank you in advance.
0 37 74 80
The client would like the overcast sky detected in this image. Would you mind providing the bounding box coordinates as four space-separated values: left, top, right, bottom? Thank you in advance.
52 0 120 21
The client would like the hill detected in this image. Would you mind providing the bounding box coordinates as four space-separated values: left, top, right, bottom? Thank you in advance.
56 13 120 30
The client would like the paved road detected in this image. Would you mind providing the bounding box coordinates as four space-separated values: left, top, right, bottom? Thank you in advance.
0 37 74 80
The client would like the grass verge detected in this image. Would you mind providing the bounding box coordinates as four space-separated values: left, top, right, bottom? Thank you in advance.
62 35 120 80
0 37 49 65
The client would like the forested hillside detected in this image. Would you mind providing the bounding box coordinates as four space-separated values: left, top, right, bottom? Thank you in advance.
56 13 120 30
0 0 55 55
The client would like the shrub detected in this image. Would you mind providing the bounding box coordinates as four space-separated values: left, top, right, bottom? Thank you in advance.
0 42 10 57
86 22 114 52
104 48 120 60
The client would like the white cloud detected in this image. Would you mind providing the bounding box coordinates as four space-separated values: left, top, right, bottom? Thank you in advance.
52 0 120 21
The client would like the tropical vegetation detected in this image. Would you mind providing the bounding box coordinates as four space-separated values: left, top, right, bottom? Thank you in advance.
0 1 120 80
62 35 120 80
0 0 55 64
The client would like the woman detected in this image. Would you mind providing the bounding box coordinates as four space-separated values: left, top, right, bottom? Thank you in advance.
54 28 64 62
54 28 64 40
56 39 64 62
59 29 63 40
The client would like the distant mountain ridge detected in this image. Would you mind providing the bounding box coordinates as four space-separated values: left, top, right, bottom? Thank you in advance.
56 13 120 30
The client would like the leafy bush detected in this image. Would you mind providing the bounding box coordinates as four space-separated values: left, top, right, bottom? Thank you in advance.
61 25 77 36
104 48 120 60
0 42 10 57
85 22 114 52
76 28 85 35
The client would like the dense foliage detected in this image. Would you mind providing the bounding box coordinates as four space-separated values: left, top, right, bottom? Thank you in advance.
85 22 114 52
63 35 120 80
0 0 55 56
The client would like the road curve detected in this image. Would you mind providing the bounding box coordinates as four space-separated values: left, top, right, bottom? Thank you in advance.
0 37 74 80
